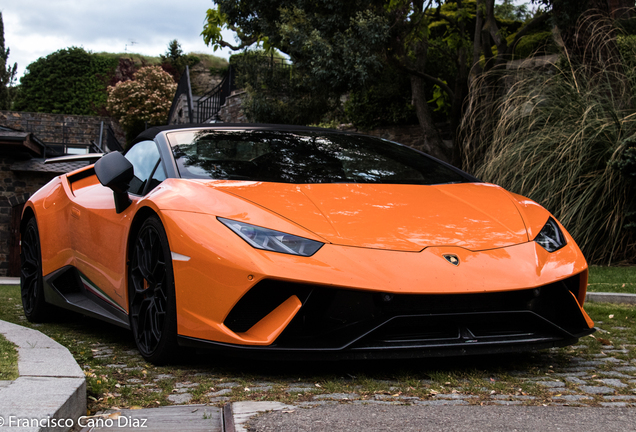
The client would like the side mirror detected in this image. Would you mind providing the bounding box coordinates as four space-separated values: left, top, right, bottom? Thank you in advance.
94 152 134 214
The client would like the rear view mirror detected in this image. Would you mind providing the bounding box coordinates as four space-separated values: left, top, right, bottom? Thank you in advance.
94 152 134 213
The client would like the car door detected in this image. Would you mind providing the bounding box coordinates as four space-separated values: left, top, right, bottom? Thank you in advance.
69 140 167 311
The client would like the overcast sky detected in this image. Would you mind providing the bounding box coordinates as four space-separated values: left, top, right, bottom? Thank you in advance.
1 0 235 80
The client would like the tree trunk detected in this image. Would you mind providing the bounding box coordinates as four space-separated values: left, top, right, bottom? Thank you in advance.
410 74 450 161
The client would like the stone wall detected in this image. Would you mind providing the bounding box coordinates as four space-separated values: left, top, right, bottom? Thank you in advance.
218 91 248 124
0 157 58 276
0 111 125 147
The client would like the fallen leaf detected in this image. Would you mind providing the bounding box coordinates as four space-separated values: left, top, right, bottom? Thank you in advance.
609 314 615 319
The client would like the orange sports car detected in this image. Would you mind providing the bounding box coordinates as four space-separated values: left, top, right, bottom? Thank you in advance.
21 124 594 364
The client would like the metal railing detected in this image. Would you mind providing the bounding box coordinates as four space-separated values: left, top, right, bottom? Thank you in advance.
196 65 237 123
167 65 194 124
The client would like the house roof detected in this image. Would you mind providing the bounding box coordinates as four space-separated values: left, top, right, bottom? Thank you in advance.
10 158 89 174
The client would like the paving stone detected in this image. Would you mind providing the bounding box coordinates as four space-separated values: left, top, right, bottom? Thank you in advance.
433 394 476 400
297 401 338 407
248 386 273 392
352 400 404 405
209 396 232 403
604 349 629 354
551 395 592 401
122 366 143 371
492 395 536 400
492 400 524 405
127 378 142 383
559 367 596 372
313 393 359 400
600 357 625 363
123 350 138 355
600 402 628 407
413 399 468 406
175 382 199 389
599 371 633 378
194 372 213 377
207 389 232 397
590 353 608 358
216 382 240 388
286 387 317 393
167 393 192 403
578 385 615 394
105 364 127 368
535 381 565 388
153 374 174 382
374 395 421 401
597 379 628 388
617 366 636 372
603 395 636 400
253 381 276 387
554 372 589 377
564 377 587 385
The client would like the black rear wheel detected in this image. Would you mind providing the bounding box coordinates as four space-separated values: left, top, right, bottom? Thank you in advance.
20 218 50 322
128 216 178 364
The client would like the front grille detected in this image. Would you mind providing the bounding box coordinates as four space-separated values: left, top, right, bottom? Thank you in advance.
223 274 589 350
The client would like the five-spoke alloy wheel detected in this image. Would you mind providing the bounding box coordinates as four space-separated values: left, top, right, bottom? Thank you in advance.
128 216 178 364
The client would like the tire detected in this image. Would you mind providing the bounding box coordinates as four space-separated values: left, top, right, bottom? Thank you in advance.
128 216 178 364
20 218 51 322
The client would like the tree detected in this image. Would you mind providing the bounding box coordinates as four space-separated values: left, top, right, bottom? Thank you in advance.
13 47 117 115
202 1 536 163
160 39 200 81
203 1 460 160
106 66 177 143
0 12 18 110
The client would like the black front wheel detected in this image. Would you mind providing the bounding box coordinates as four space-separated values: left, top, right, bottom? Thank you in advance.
128 216 178 364
20 218 51 322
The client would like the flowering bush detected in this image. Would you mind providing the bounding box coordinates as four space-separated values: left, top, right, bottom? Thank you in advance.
107 66 176 131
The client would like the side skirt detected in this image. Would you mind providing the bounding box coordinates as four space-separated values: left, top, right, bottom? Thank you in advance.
43 266 130 329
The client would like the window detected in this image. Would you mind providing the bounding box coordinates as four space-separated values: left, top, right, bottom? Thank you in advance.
124 140 164 195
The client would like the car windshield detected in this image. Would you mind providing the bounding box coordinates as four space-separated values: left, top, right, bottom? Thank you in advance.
166 129 469 185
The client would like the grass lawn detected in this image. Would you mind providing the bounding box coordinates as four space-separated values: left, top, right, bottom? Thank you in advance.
0 332 18 381
587 265 636 294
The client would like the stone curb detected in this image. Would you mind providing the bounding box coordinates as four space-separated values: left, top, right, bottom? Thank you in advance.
586 292 636 305
0 320 86 432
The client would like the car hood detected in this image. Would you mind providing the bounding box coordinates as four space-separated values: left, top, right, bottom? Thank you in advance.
200 181 529 252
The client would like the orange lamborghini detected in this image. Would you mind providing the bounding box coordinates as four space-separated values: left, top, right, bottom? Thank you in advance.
21 125 594 364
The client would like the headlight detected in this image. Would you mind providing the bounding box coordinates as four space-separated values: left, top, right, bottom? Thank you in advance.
218 217 324 257
534 217 566 252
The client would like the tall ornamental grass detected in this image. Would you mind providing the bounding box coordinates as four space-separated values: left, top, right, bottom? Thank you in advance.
461 14 636 264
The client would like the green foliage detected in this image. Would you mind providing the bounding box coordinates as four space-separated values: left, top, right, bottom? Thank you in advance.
495 0 532 22
13 47 118 115
232 52 339 125
160 40 200 81
345 65 416 129
0 12 17 110
512 31 558 58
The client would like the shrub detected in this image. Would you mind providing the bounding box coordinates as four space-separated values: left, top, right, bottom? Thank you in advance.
106 66 176 142
13 47 117 115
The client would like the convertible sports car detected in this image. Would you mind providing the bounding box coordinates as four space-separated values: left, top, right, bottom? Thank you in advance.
20 124 595 364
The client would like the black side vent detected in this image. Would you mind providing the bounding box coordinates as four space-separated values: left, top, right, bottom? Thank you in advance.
224 280 312 333
67 167 95 184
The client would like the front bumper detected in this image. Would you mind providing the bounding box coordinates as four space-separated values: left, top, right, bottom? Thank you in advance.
178 276 594 359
